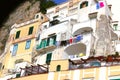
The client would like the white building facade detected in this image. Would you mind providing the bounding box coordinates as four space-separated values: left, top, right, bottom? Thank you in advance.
34 0 118 65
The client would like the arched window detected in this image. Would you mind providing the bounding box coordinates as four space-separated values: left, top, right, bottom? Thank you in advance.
80 1 88 9
56 65 61 71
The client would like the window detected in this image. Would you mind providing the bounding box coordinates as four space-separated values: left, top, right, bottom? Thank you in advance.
28 26 34 35
47 35 56 46
16 73 21 78
2 65 4 69
56 65 61 71
113 24 118 31
110 78 120 80
49 19 60 26
40 39 47 48
80 1 88 9
25 40 31 49
12 44 18 56
46 53 52 64
15 31 20 39
36 15 39 19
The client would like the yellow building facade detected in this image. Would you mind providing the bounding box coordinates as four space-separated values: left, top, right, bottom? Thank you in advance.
0 13 48 77
11 59 120 80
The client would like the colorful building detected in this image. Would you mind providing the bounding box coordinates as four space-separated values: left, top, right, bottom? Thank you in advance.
0 0 120 80
0 13 48 78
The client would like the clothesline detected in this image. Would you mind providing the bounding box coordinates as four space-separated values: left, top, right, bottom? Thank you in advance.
55 35 83 46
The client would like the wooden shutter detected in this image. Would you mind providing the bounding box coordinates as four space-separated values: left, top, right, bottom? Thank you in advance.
28 26 34 35
15 31 20 39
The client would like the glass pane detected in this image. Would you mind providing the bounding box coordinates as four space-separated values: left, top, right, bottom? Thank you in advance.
12 44 18 56
49 38 54 46
25 40 31 49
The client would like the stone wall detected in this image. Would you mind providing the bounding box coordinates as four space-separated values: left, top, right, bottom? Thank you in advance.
95 15 111 56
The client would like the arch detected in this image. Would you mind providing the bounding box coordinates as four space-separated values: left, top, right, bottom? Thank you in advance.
64 43 86 58
73 27 93 36
56 65 61 71
80 1 88 9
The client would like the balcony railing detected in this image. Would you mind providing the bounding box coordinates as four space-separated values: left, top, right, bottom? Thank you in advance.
36 39 56 53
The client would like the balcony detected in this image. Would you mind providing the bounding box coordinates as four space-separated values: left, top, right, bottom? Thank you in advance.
88 12 98 19
64 42 86 60
36 44 56 53
36 37 56 53
20 64 48 76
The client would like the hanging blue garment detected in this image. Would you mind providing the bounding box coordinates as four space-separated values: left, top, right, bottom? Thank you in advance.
96 2 100 9
76 35 81 42
75 35 83 42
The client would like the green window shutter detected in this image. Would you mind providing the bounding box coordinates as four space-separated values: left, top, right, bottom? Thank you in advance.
53 36 56 45
16 73 21 78
110 79 120 80
46 38 50 46
15 31 20 39
86 1 88 6
28 26 34 35
40 39 47 48
43 39 47 48
46 53 52 64
56 65 61 71
80 4 82 9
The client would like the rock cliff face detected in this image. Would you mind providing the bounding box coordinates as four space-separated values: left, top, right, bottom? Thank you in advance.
0 0 40 55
